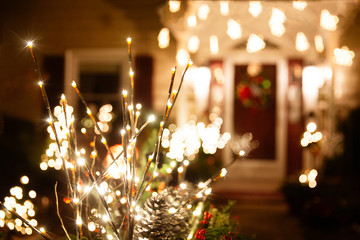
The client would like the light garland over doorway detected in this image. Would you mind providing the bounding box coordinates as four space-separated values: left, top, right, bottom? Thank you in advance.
159 0 356 66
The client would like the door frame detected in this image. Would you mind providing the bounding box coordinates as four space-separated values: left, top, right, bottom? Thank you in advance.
217 52 288 193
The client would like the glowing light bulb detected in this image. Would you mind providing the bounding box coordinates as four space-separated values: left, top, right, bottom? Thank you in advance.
29 190 36 199
309 180 317 188
25 227 32 235
210 35 219 55
246 34 265 53
77 157 86 166
308 169 318 181
20 176 29 185
239 150 246 156
7 222 14 230
334 46 355 66
169 0 181 13
88 222 96 232
296 32 309 52
26 41 33 47
220 1 229 16
40 162 48 171
168 207 176 214
306 122 317 133
299 174 307 183
226 19 242 40
158 28 170 49
198 4 210 20
102 214 109 222
127 37 132 44
270 8 286 24
315 35 324 53
176 49 189 66
148 115 155 123
220 168 227 177
205 188 212 195
249 1 262 18
320 9 339 31
269 8 286 37
76 217 82 226
270 23 285 37
187 15 197 27
293 1 307 11
129 69 134 78
188 35 200 53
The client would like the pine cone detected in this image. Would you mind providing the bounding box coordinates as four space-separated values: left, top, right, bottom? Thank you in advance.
135 187 192 240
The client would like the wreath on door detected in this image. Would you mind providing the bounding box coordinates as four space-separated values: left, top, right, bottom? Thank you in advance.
236 74 272 109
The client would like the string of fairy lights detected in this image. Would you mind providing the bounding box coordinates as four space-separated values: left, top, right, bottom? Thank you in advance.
159 0 355 67
0 176 38 236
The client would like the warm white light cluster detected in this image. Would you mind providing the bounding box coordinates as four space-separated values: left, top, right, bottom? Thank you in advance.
42 101 115 171
301 121 322 147
198 118 231 154
320 9 339 31
166 2 344 57
334 46 355 66
94 104 114 134
162 122 200 161
246 34 265 53
230 132 259 157
269 8 286 37
299 169 318 188
1 177 38 235
41 97 74 171
162 117 231 162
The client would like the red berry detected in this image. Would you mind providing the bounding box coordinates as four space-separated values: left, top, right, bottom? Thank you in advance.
200 220 208 225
